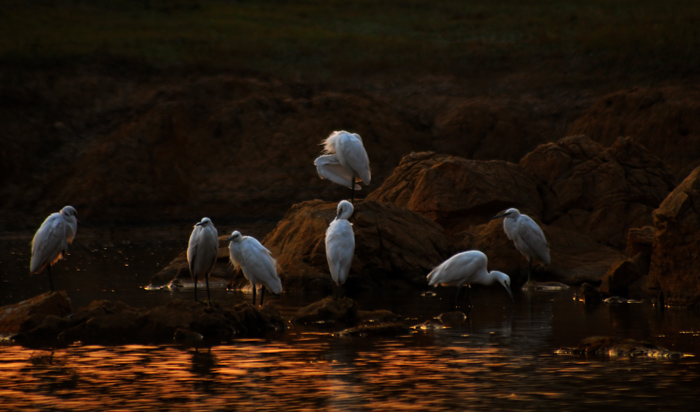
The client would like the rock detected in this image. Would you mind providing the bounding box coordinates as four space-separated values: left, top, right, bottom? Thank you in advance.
3 295 285 345
626 226 655 257
576 283 602 305
649 166 700 306
568 336 685 359
263 200 448 293
0 292 72 336
569 85 700 180
461 220 626 285
293 297 358 326
599 260 642 298
366 152 542 234
520 135 676 249
336 322 410 337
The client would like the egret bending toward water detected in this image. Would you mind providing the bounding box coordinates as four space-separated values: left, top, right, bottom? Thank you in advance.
30 205 80 292
314 130 371 202
325 200 355 296
187 217 219 303
427 250 512 308
226 231 282 306
491 208 550 284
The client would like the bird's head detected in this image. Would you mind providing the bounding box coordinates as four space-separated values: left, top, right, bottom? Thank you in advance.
60 205 84 225
492 270 513 299
491 208 521 221
196 217 213 227
336 200 355 220
226 230 242 243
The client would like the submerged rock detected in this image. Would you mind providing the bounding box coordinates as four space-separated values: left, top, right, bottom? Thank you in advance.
293 296 358 326
564 336 686 359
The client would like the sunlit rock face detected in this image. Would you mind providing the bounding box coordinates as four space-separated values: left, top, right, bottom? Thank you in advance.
262 200 449 294
649 166 700 306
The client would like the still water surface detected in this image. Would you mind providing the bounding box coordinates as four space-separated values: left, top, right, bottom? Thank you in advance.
1 227 700 410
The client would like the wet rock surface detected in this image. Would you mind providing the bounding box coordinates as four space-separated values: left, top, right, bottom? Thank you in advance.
563 336 686 359
2 293 285 346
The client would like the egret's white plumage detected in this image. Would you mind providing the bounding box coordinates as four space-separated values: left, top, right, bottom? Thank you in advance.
314 130 371 201
226 231 282 306
427 250 512 307
325 200 355 289
30 205 80 291
492 208 550 283
187 217 219 302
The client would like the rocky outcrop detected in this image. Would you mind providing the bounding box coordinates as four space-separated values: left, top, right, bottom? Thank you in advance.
1 293 284 346
261 200 448 293
648 166 700 306
366 152 542 233
569 85 700 180
366 136 670 285
520 135 676 249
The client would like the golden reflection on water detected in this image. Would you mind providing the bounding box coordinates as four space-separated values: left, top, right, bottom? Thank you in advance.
1 331 700 411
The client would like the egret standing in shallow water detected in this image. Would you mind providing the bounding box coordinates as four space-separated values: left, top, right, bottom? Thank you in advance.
314 130 371 202
30 205 80 292
427 250 512 308
226 231 282 306
325 200 355 297
187 217 219 303
491 208 550 284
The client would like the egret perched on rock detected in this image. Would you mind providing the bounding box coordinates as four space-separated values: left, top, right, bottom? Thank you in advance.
427 250 512 308
491 208 550 284
187 217 219 303
226 231 282 306
314 130 371 202
325 200 355 297
30 205 80 292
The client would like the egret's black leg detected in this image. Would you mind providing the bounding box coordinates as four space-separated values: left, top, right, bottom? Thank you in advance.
260 287 266 306
454 286 462 307
194 277 198 302
252 284 257 305
465 286 472 308
350 174 356 203
528 257 533 284
205 275 211 304
48 266 54 292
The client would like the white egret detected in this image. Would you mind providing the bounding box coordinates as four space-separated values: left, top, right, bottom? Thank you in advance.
187 217 219 303
325 200 355 296
314 130 371 202
226 231 282 306
30 205 80 292
427 250 512 308
491 208 550 283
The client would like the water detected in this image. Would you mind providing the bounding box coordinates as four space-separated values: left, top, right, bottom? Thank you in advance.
1 227 700 411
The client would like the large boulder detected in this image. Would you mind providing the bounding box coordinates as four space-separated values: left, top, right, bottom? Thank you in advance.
520 135 676 249
262 199 449 293
648 166 700 306
569 85 700 180
366 152 542 234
